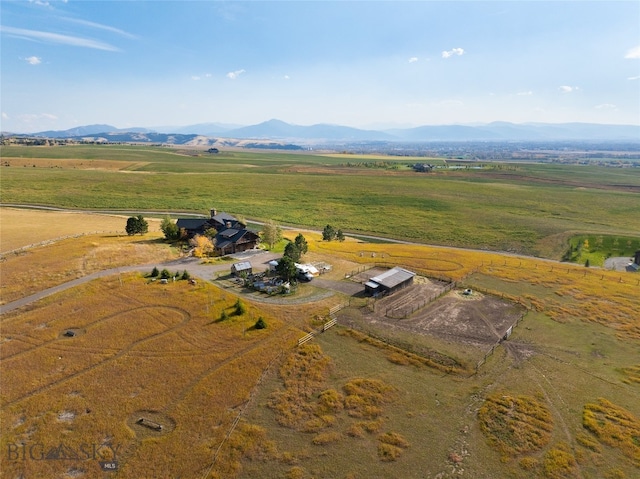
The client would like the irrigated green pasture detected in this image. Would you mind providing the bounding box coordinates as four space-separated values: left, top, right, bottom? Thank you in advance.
2 145 639 258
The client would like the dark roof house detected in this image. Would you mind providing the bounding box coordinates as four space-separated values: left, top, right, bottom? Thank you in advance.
176 218 210 236
176 207 260 255
215 228 260 255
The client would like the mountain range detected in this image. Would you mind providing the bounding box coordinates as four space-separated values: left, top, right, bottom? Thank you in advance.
7 119 640 143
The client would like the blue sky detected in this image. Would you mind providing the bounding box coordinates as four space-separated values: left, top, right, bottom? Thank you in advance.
1 0 639 132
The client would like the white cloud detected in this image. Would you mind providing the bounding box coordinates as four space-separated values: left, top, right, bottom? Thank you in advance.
226 69 245 80
559 85 579 93
283 75 290 80
0 26 119 51
408 57 418 63
628 75 640 80
2 112 9 120
17 112 58 123
624 45 640 59
517 91 533 96
595 103 617 110
25 56 42 65
442 48 464 59
60 17 137 39
191 75 201 81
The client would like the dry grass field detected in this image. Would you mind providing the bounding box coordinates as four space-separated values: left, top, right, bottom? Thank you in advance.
1 210 638 478
0 207 158 253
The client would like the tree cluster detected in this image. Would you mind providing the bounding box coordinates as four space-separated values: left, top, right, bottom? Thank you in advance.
322 224 344 242
160 216 180 241
125 215 149 236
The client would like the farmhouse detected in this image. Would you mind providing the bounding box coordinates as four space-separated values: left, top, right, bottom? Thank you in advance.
176 208 260 255
365 267 415 296
175 218 209 236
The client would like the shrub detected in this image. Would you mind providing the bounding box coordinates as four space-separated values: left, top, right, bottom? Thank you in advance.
543 442 577 479
150 267 159 277
234 299 246 316
311 431 342 445
378 431 410 449
316 389 344 414
286 466 306 479
519 456 538 471
181 270 190 280
160 268 171 279
377 443 403 462
254 317 267 329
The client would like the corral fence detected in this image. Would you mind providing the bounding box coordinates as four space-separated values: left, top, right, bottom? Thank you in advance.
383 281 456 319
297 302 346 346
475 310 528 373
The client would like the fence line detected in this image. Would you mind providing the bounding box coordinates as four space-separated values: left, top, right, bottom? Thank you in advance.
200 349 284 479
475 310 528 373
383 281 456 319
1 230 124 257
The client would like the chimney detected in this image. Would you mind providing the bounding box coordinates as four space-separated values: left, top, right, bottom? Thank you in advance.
226 221 232 228
210 208 217 218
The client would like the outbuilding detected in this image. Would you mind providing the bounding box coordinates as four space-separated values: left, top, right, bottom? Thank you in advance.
231 261 252 276
365 267 415 296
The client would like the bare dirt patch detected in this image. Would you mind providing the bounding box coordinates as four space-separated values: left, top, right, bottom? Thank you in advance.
338 285 525 364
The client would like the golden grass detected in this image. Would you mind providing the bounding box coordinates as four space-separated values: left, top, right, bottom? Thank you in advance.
0 273 294 479
478 392 554 459
0 206 162 253
542 442 578 479
582 398 640 467
0 232 176 304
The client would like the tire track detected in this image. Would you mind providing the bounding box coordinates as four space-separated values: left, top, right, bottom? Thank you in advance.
1 305 187 361
0 306 191 410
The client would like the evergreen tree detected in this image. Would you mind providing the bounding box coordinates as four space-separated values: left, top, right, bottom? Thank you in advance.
294 233 308 255
322 224 336 241
283 241 302 262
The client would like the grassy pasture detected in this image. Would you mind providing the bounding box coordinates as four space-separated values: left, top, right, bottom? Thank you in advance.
1 210 639 478
1 145 639 257
565 234 640 266
0 273 314 479
0 206 159 253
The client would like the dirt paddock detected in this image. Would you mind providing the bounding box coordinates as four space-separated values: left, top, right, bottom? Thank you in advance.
339 278 525 352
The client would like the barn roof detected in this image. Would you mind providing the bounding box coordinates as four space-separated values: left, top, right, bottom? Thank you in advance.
232 261 252 271
369 267 415 289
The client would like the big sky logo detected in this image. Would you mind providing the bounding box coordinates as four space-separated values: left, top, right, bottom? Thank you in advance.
6 442 120 470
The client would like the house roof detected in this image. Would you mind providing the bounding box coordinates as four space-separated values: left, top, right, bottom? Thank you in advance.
215 228 258 250
369 267 415 289
211 212 238 224
176 218 208 230
220 228 239 238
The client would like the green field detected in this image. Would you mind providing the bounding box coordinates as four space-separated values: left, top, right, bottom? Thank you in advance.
564 234 640 266
1 145 639 258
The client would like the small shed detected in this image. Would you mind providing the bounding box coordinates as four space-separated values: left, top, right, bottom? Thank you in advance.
268 260 279 272
231 261 252 276
365 267 415 296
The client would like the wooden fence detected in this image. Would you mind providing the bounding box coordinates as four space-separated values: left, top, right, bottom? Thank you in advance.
475 310 528 373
